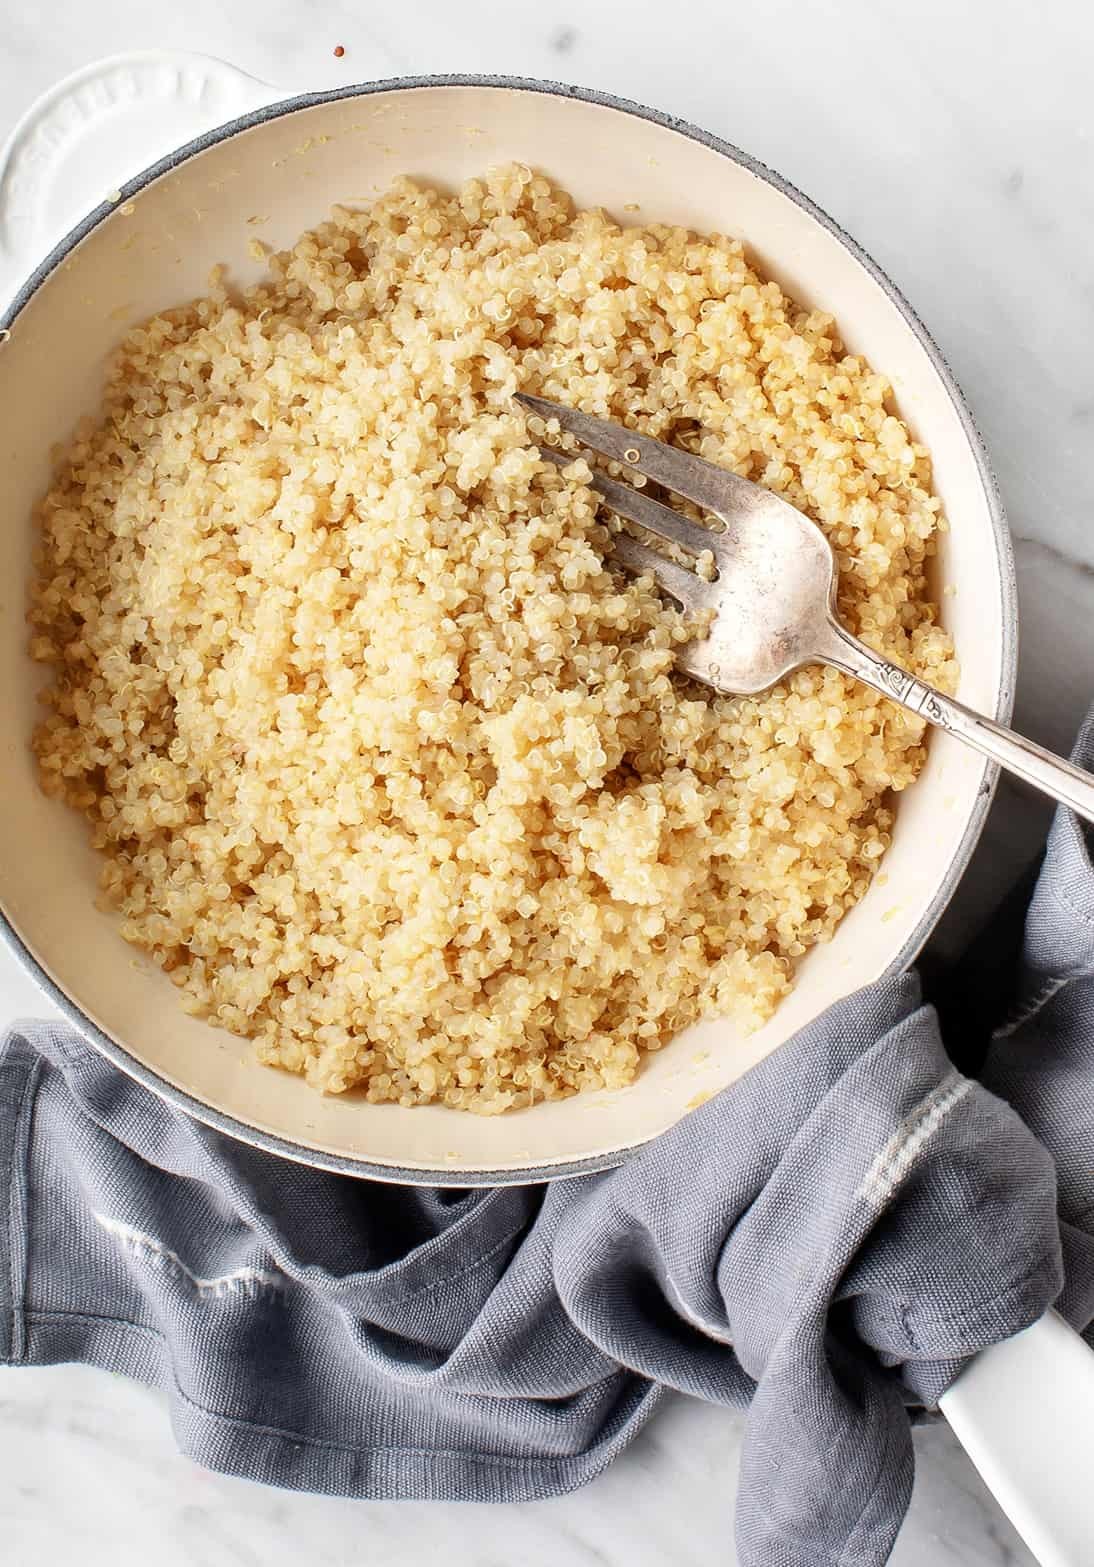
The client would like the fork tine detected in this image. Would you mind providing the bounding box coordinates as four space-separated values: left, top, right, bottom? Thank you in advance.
537 445 717 560
606 532 709 611
516 391 746 517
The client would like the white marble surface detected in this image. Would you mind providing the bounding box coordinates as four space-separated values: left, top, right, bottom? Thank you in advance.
4 0 1093 1560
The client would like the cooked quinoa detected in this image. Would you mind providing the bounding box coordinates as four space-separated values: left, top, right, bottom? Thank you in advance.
28 165 955 1113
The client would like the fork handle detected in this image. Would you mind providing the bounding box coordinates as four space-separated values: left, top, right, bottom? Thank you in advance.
819 621 1094 825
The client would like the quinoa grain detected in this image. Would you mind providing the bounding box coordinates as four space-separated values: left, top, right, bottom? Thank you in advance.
28 168 954 1113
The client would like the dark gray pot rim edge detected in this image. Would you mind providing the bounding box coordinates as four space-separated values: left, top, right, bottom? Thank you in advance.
0 72 1016 1186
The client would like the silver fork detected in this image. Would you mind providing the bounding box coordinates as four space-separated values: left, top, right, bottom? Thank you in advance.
516 392 1094 825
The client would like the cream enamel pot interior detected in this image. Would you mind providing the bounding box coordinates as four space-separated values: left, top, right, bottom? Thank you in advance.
0 57 1015 1184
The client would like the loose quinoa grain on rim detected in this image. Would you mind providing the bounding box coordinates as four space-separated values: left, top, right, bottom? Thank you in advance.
28 166 955 1114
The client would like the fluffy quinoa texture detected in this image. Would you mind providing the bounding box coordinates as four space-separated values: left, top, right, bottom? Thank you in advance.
28 166 955 1113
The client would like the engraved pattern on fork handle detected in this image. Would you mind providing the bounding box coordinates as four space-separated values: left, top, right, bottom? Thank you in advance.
870 663 950 726
819 620 1094 825
818 627 955 728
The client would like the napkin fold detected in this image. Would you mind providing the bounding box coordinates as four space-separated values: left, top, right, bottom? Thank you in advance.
3 720 1094 1567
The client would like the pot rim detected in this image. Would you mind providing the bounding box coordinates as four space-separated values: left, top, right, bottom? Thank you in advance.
0 72 1017 1185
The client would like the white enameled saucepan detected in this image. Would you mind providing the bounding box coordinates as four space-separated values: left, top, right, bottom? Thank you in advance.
0 53 1016 1184
1 52 1093 1567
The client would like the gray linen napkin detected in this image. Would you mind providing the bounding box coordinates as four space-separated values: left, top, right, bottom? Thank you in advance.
4 723 1094 1567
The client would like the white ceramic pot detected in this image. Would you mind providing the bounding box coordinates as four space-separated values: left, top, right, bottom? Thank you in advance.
0 54 1015 1185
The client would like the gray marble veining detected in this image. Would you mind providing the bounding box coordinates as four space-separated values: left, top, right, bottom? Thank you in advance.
4 0 1085 1560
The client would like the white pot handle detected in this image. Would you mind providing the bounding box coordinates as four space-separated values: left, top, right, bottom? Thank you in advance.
940 1308 1094 1566
0 50 287 304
